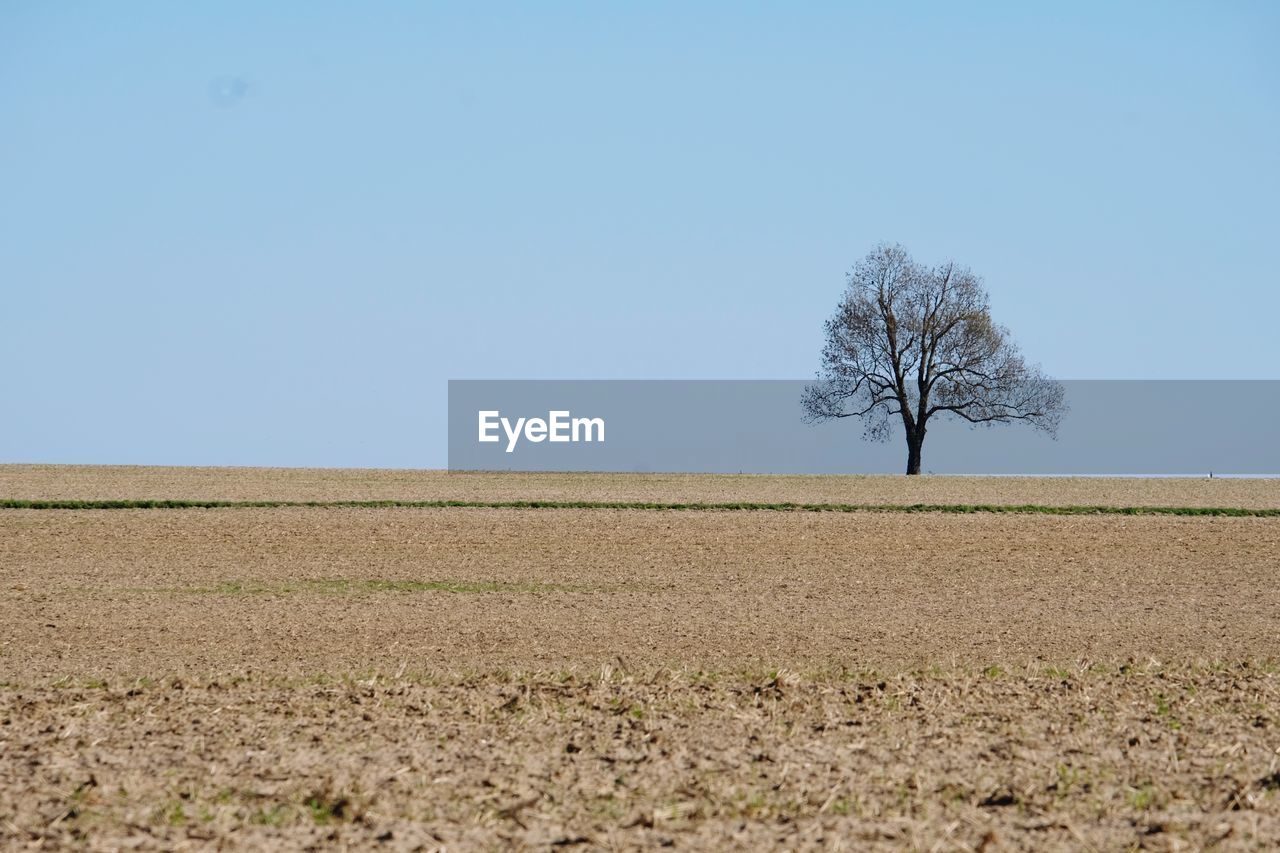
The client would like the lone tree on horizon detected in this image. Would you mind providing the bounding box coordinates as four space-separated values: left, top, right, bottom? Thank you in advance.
802 243 1065 475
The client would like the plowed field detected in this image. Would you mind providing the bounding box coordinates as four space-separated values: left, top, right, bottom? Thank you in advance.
2 467 1277 850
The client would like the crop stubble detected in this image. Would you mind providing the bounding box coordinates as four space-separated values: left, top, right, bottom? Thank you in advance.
1 467 1278 849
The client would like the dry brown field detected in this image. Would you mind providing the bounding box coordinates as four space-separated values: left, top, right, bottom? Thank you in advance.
4 464 1279 508
2 467 1279 850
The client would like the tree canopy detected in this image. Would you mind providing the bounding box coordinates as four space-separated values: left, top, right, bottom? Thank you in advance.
802 243 1065 474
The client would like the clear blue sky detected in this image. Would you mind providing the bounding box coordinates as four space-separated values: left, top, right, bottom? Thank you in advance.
3 2 1277 467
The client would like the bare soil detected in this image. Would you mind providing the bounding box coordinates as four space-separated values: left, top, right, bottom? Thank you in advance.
3 464 1278 508
2 467 1278 849
2 508 1279 678
4 668 1278 851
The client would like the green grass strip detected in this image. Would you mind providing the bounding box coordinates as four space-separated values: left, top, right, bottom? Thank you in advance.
1 498 1277 516
128 579 587 595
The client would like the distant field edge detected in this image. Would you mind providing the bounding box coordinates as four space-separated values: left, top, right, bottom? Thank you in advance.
2 498 1278 516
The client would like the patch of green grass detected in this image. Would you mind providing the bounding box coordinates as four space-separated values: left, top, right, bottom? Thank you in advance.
1153 692 1183 729
1129 784 1158 810
131 578 584 596
249 805 286 826
738 791 768 816
1053 764 1089 796
2 498 1276 516
304 794 351 825
983 665 1005 679
588 794 624 820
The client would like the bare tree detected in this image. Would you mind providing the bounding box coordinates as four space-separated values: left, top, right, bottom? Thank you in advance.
802 243 1065 475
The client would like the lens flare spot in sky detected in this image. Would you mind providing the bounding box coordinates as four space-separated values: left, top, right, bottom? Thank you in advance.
208 75 250 107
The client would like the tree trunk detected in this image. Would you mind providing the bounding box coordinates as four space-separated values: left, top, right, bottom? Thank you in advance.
905 429 924 475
